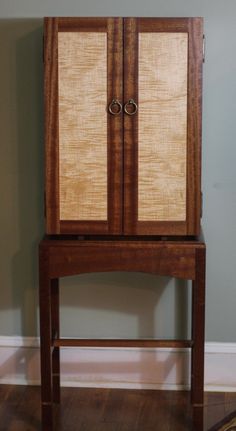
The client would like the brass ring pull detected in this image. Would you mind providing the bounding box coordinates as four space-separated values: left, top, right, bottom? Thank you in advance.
108 99 122 115
124 99 138 116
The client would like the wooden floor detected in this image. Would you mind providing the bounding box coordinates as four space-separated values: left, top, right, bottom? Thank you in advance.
1 385 236 431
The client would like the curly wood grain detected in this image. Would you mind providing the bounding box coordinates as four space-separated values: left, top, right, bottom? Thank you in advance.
138 32 188 221
58 32 107 221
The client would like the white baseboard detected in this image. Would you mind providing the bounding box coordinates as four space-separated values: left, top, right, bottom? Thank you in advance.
0 336 235 392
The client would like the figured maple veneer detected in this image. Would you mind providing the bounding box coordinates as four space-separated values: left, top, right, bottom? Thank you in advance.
138 33 188 221
58 32 107 221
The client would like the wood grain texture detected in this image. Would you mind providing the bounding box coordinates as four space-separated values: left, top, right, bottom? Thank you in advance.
51 278 60 403
53 338 192 348
137 17 192 32
123 18 139 235
39 235 206 431
44 18 60 233
136 220 187 235
45 17 203 236
186 18 203 235
58 32 108 221
191 246 206 406
138 32 188 221
45 17 123 234
3 385 236 431
39 238 205 280
39 235 206 430
123 18 203 236
39 246 53 428
60 220 109 234
107 17 123 234
58 17 108 32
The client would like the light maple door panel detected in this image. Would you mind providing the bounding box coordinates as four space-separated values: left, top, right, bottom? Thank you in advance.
138 32 188 222
58 32 108 222
124 18 203 236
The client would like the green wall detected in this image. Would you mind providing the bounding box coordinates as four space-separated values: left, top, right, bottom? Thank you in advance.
0 0 236 342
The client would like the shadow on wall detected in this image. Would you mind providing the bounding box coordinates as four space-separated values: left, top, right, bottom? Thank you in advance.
0 19 44 336
0 19 190 387
60 272 190 340
0 274 190 391
60 272 190 387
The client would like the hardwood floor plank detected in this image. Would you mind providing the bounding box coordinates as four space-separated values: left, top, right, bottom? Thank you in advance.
0 385 236 430
204 392 236 430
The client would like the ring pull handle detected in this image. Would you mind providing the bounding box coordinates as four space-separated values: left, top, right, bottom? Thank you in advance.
124 99 138 116
108 99 122 115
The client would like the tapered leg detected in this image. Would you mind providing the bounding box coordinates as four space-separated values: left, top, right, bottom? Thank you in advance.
191 247 206 406
51 278 60 403
39 248 53 430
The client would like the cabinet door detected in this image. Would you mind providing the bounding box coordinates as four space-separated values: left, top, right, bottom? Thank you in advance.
44 18 123 234
123 18 203 235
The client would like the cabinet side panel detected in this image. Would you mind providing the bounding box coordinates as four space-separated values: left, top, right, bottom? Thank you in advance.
58 32 107 221
138 33 188 221
44 18 60 233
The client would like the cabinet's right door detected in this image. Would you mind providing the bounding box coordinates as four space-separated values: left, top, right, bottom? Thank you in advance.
123 18 203 236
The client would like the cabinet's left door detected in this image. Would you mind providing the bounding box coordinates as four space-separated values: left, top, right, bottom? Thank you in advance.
44 18 123 234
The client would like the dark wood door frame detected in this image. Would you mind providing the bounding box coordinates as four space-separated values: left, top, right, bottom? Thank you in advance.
123 18 203 236
44 17 123 235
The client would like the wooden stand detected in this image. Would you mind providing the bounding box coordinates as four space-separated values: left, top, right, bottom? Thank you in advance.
39 236 206 431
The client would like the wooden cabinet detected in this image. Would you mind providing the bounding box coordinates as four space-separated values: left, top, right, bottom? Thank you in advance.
41 20 206 426
44 17 203 236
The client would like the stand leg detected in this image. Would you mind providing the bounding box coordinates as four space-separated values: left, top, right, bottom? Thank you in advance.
39 249 53 430
51 278 60 403
192 406 204 431
191 247 206 406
